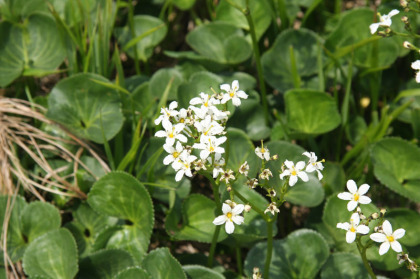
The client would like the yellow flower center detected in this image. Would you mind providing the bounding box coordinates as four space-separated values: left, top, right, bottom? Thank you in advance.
291 167 297 176
180 118 185 123
173 152 179 158
226 212 232 220
350 226 356 233
387 235 395 242
230 92 235 98
169 133 174 138
261 147 265 153
354 193 360 201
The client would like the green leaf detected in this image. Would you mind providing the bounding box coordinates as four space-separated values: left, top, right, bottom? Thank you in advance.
116 15 167 61
265 141 324 207
371 138 420 203
182 265 224 279
47 73 124 143
141 248 186 279
325 8 398 68
88 171 154 262
0 14 65 87
22 228 78 279
244 229 329 279
322 162 345 195
186 22 251 64
386 208 420 247
172 0 196 10
114 267 150 279
284 89 341 135
150 68 184 100
20 201 61 243
320 253 369 279
214 0 271 40
78 249 135 279
261 28 323 92
165 194 226 243
226 128 259 178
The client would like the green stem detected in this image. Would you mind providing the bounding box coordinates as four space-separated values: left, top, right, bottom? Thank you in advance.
208 225 221 267
289 45 301 89
356 239 376 279
264 220 274 279
128 0 141 75
236 243 243 276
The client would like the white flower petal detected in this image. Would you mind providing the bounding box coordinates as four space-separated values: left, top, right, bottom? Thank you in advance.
200 150 210 160
220 84 231 92
347 180 358 194
213 215 227 225
280 170 290 179
232 204 244 215
154 131 167 138
390 240 402 253
316 170 323 180
358 196 372 205
346 231 356 243
176 134 188 143
379 242 391 255
369 23 380 34
295 161 306 170
289 176 298 186
175 170 184 181
393 228 405 240
412 60 420 70
225 220 235 234
232 97 241 106
350 213 360 225
163 155 174 165
337 192 353 201
388 9 400 17
347 200 358 211
356 225 370 235
236 90 248 99
358 184 370 195
297 171 308 182
222 203 231 214
169 101 178 110
302 151 311 158
284 160 294 169
337 222 350 230
382 220 393 236
305 164 316 172
232 215 244 225
370 233 387 243
232 80 239 89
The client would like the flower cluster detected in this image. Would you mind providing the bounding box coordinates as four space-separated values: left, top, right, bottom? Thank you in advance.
154 80 248 182
279 151 324 186
337 180 406 256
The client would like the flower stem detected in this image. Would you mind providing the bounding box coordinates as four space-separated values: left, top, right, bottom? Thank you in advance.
264 220 274 279
236 242 243 276
356 239 377 279
208 225 221 267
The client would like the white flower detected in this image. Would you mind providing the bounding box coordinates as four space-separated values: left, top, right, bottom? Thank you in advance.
411 60 420 83
246 178 258 188
259 168 273 180
163 142 185 165
255 143 270 161
189 93 228 121
154 119 188 146
264 202 280 215
194 115 224 137
220 169 235 184
302 151 324 180
369 9 399 34
336 213 370 243
190 92 220 108
337 180 372 211
370 220 405 255
213 203 245 234
193 135 226 160
279 160 309 186
172 153 197 182
210 153 225 178
154 101 179 125
220 80 248 106
239 161 249 176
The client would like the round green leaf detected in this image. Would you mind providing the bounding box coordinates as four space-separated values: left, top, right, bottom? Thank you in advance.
22 228 78 279
116 15 167 62
261 28 323 92
142 248 186 279
0 14 65 87
114 267 150 279
320 253 369 279
172 0 195 10
284 175 325 207
244 229 329 279
285 89 341 135
88 171 154 262
214 0 271 40
20 201 61 243
47 73 124 143
78 249 135 279
149 68 184 100
371 138 420 203
165 194 226 243
186 22 251 64
386 208 420 247
182 265 224 279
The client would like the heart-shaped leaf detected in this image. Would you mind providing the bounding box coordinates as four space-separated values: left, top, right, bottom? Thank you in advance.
261 28 323 92
371 138 420 203
244 229 329 278
285 89 341 135
78 249 135 279
141 248 186 279
88 171 154 263
22 228 78 279
186 22 251 64
47 73 124 143
320 252 369 279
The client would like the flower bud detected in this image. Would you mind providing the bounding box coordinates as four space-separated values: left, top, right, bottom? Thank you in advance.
400 0 408 8
403 41 413 49
401 16 409 24
371 212 379 220
380 208 387 217
244 204 252 212
227 186 232 192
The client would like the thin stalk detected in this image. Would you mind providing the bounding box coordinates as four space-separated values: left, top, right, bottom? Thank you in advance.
264 220 274 279
236 243 243 276
289 45 301 89
208 225 221 267
356 239 376 279
128 0 141 74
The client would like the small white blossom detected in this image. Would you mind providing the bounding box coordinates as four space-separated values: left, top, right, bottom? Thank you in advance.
259 168 273 180
193 135 226 160
279 160 309 186
370 220 405 255
336 213 370 243
302 151 324 180
411 60 420 83
337 180 372 211
255 143 270 161
220 80 248 106
210 153 225 178
163 142 185 165
253 267 262 279
239 161 249 176
172 153 197 182
154 119 187 146
220 169 235 184
264 202 280 215
246 178 258 189
194 115 224 137
369 9 400 34
213 203 244 234
154 101 179 125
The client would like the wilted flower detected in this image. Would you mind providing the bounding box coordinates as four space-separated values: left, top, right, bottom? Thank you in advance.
246 178 258 189
220 169 235 184
337 180 372 211
213 203 244 234
370 220 405 255
264 202 280 215
259 168 273 180
239 161 249 176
